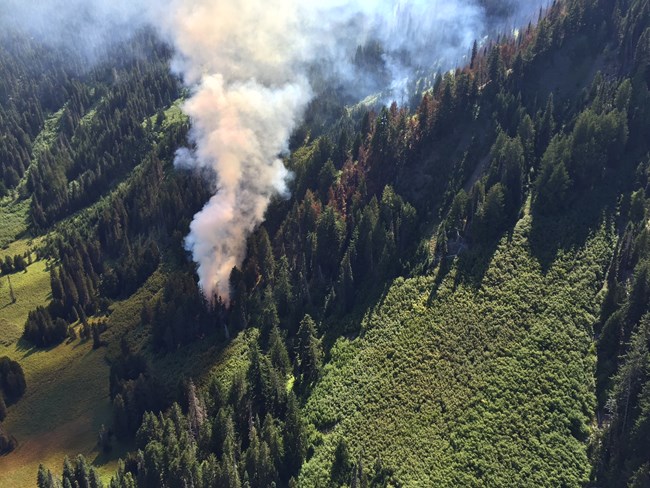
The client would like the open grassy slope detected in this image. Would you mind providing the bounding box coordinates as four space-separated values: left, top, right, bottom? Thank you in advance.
0 166 152 488
0 257 50 346
103 265 256 392
301 214 614 486
0 237 120 486
0 198 30 249
0 340 118 487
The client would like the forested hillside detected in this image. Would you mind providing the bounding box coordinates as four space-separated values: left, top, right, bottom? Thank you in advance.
2 0 650 486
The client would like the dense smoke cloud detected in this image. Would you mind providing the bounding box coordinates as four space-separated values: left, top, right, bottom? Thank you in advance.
155 0 316 303
2 0 544 302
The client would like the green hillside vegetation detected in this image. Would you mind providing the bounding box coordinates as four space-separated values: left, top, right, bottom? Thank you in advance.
0 31 192 487
302 215 612 486
0 199 30 249
3 0 650 487
0 340 114 487
0 258 51 345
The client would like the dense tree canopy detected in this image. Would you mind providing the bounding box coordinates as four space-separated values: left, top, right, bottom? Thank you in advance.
3 0 650 486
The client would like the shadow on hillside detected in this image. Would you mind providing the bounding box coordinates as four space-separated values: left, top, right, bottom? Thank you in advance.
529 178 621 274
453 232 507 289
427 222 516 305
426 174 622 300
320 277 395 351
15 337 56 358
92 438 132 471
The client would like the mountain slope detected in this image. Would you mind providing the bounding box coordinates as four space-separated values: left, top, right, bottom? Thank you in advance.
3 0 650 487
303 214 612 486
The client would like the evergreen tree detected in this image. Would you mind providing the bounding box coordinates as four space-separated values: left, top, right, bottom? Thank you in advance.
62 456 75 488
534 136 571 215
296 315 323 388
284 392 306 477
268 325 291 376
0 393 6 421
113 394 129 439
470 39 478 69
331 437 353 487
274 254 293 318
536 94 556 157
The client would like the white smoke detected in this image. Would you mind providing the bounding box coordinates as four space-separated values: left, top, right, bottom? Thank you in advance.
176 76 309 302
153 0 314 303
2 0 544 302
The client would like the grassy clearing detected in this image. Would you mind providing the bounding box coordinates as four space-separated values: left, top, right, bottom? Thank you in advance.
301 216 613 487
104 264 254 393
0 254 136 487
79 107 98 128
31 109 64 164
0 237 119 486
103 267 166 361
0 258 51 346
160 99 188 130
0 338 118 487
0 198 31 249
1 236 43 260
144 97 187 134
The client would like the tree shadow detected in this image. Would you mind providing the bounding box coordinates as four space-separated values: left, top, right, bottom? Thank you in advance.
453 232 506 289
529 177 621 274
428 220 517 305
322 277 394 350
91 438 132 470
427 257 452 305
15 337 58 359
72 336 92 350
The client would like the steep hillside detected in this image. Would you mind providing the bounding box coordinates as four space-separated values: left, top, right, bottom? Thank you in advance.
2 0 650 487
303 215 613 486
0 32 199 486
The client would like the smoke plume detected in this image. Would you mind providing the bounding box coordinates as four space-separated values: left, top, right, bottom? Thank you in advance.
2 0 544 302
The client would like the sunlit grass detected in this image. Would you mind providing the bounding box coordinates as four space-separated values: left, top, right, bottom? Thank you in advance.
0 258 51 346
0 338 119 487
0 198 30 249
